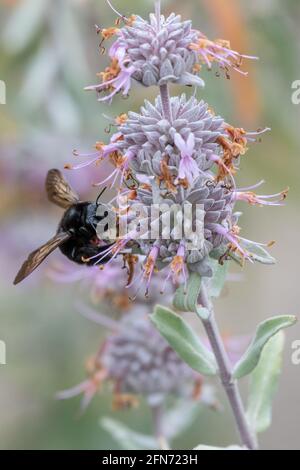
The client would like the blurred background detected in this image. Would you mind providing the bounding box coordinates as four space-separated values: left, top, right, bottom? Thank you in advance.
0 0 300 450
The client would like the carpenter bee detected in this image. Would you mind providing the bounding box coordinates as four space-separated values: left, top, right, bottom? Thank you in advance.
14 169 113 285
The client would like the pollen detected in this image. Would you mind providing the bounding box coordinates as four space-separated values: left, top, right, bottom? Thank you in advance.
170 255 184 278
242 192 262 206
124 15 137 27
110 151 125 168
127 189 137 200
144 255 156 277
227 226 248 263
115 113 128 125
193 63 202 73
98 58 121 89
95 141 105 151
100 26 120 41
158 158 177 193
232 225 241 236
216 128 249 181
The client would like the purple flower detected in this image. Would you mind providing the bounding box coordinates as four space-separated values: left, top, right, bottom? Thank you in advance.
65 136 121 171
56 367 107 413
85 46 135 103
56 313 212 411
162 243 187 292
233 186 288 207
142 245 160 295
174 133 200 185
190 34 258 77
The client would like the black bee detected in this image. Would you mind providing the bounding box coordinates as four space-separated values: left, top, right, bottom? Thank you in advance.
14 169 112 285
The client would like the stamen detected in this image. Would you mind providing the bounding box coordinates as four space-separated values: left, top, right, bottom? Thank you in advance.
105 0 127 20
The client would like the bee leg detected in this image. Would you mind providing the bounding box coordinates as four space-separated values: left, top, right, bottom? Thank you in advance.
122 254 128 271
219 248 231 265
71 245 113 266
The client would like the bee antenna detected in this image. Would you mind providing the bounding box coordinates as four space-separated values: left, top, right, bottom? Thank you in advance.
96 187 107 206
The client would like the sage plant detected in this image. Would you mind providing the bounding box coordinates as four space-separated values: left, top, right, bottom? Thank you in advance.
66 0 296 450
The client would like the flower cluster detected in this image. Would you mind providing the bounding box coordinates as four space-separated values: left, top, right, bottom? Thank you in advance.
67 99 284 291
52 253 213 410
65 3 287 296
56 311 217 411
86 10 257 102
50 242 214 410
55 286 248 412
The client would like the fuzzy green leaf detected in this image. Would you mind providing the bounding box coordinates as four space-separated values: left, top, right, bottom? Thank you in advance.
246 331 285 433
151 305 218 376
173 272 202 312
207 260 228 298
233 315 296 379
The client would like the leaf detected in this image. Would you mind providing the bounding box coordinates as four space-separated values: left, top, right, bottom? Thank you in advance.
207 259 228 298
233 315 296 379
246 331 285 433
101 417 157 450
150 305 218 376
173 272 201 312
193 444 246 450
173 272 209 319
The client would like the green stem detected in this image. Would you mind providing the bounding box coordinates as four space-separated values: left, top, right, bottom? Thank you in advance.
198 282 258 450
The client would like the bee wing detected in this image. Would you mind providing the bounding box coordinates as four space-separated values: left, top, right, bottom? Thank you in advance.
46 169 79 209
13 232 71 285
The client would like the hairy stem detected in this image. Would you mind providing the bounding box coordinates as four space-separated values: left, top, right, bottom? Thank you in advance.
155 2 172 123
198 283 258 450
160 84 173 123
155 0 161 30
